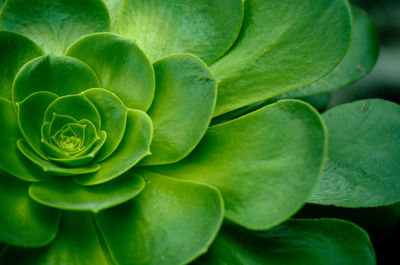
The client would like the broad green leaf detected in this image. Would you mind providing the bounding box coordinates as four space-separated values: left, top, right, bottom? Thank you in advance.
29 173 144 212
0 30 43 100
280 6 380 99
194 219 376 265
74 109 152 186
0 212 110 265
140 54 217 166
310 99 400 207
95 171 224 265
0 170 61 247
0 0 110 55
67 33 155 111
17 91 58 160
49 131 106 167
12 55 100 104
0 98 48 182
152 100 326 230
81 88 128 161
210 0 353 116
113 0 243 64
17 139 101 176
44 94 101 131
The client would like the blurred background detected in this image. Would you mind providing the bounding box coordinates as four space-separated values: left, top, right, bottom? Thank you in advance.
334 1 400 264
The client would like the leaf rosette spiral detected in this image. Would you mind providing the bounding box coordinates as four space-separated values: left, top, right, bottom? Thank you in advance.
0 0 382 265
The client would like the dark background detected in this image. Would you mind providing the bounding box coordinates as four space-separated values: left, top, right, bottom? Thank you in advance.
334 1 400 264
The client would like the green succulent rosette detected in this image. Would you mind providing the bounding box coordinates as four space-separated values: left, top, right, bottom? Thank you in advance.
0 0 389 264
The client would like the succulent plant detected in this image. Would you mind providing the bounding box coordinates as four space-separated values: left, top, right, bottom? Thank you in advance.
0 0 398 265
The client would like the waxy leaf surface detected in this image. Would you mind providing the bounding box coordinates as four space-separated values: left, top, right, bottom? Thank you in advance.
210 0 352 116
140 54 217 166
310 99 400 207
95 171 224 265
0 0 110 55
0 170 61 247
152 100 326 229
113 0 243 64
194 219 376 265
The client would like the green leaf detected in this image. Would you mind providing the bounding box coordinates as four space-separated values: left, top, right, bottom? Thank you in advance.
151 100 326 230
0 212 110 265
140 54 217 166
0 170 61 247
44 94 101 131
101 0 125 29
81 88 128 161
29 172 144 212
12 55 100 104
280 6 380 99
17 91 58 160
67 33 155 111
17 139 101 176
0 30 43 100
210 0 353 116
0 0 110 55
194 219 376 265
0 98 48 182
113 0 243 64
74 109 152 186
309 99 400 207
49 130 106 167
95 170 224 265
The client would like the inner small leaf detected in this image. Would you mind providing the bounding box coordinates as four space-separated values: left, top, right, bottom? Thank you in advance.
52 123 86 155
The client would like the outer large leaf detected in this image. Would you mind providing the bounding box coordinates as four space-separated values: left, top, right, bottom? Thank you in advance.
140 54 217 166
0 30 43 100
210 0 352 116
95 171 224 265
113 0 243 64
67 33 155 111
0 0 110 55
12 55 100 104
29 173 145 212
81 88 128 162
194 219 376 265
0 212 110 265
280 6 380 99
0 98 48 182
0 170 61 247
17 91 58 160
74 109 152 185
310 99 400 207
151 100 327 230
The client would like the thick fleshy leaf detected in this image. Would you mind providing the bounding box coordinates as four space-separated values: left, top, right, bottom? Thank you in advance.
17 91 58 160
280 6 380 99
140 54 217 166
113 0 243 64
0 0 110 55
210 0 352 116
12 55 100 104
81 88 128 161
152 100 326 229
0 98 48 182
29 173 144 212
95 170 224 265
44 94 101 131
0 212 110 265
0 170 61 247
0 30 43 100
102 0 125 28
67 33 155 111
194 219 376 265
309 99 400 207
17 139 101 176
74 109 152 185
